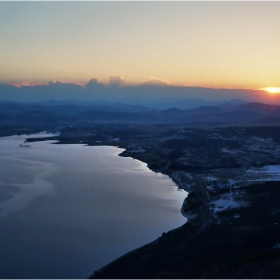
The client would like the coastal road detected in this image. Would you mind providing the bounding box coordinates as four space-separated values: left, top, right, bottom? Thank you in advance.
196 178 213 234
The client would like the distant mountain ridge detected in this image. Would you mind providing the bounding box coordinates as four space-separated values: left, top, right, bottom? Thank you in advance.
1 100 280 124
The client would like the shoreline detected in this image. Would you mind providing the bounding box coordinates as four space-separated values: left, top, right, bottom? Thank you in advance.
0 133 190 279
23 136 192 278
20 134 208 278
89 148 194 279
4 130 280 278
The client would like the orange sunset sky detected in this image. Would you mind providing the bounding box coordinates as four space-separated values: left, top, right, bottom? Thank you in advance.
0 1 280 93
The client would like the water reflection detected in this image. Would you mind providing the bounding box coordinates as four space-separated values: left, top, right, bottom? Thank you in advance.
0 133 186 278
0 160 55 217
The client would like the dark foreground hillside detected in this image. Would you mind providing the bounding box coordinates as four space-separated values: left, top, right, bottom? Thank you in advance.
90 182 280 279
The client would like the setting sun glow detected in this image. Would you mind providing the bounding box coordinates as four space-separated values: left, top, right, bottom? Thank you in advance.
262 87 280 94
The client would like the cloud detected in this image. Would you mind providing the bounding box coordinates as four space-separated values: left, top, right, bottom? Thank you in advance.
109 76 124 87
141 78 171 86
85 78 104 89
87 78 99 85
47 80 83 89
11 82 47 88
48 80 63 86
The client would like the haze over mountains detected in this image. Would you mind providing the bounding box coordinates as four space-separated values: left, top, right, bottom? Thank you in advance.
0 81 278 109
1 80 280 124
2 99 280 125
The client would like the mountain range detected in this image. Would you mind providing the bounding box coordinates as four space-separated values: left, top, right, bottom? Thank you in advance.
1 100 280 124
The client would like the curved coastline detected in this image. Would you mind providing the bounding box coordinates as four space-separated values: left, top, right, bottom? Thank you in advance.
22 134 193 278
89 148 191 279
1 134 188 278
118 148 191 221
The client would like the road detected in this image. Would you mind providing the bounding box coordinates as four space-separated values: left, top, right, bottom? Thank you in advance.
196 177 214 234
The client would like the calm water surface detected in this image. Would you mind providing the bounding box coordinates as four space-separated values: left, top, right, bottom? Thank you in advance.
0 133 186 278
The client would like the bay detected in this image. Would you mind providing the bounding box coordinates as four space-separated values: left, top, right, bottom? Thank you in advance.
0 133 186 279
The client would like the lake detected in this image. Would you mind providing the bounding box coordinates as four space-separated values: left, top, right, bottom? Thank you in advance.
0 133 187 279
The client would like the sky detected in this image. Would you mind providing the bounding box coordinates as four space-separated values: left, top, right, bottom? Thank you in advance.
0 1 280 93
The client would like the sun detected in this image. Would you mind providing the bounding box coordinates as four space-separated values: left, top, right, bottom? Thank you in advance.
262 87 280 94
